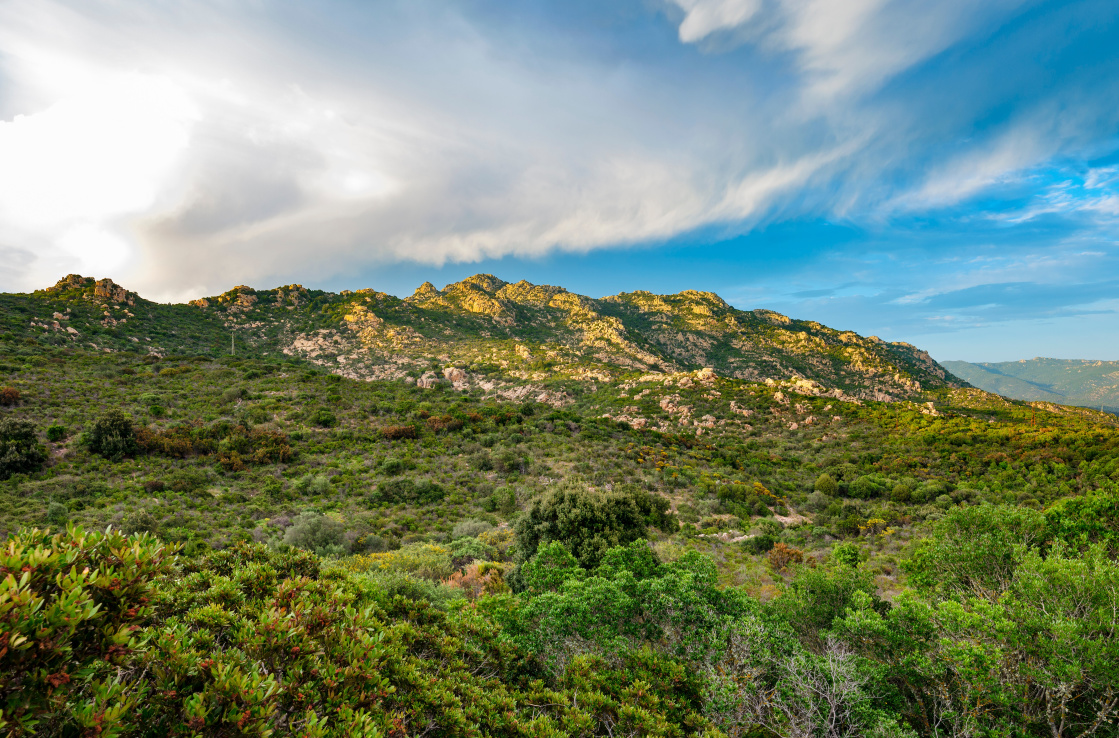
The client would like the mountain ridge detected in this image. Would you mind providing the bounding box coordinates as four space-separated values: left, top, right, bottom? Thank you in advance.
942 357 1119 413
3 273 966 407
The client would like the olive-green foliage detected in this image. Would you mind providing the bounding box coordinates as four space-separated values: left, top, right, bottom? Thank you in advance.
771 561 885 645
45 501 68 527
452 518 494 539
3 526 731 737
849 474 890 499
831 541 861 568
838 543 1119 738
371 477 444 505
121 509 160 536
514 480 677 570
902 504 1048 598
447 536 496 565
498 539 751 674
294 473 331 496
814 473 838 496
282 511 348 557
0 526 175 736
85 409 137 460
1043 489 1119 551
0 417 46 480
45 424 67 442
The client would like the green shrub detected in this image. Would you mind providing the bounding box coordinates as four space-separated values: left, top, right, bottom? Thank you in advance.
379 457 405 475
372 478 444 505
163 468 210 495
743 534 776 554
814 473 838 496
46 502 68 527
447 536 496 565
85 409 137 460
311 408 337 427
0 417 47 480
282 511 347 557
849 474 888 499
0 526 174 735
45 424 67 442
294 473 331 496
832 541 862 567
514 480 677 570
452 518 494 539
122 509 160 535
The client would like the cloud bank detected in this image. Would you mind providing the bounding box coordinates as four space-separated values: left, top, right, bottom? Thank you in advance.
0 0 1116 359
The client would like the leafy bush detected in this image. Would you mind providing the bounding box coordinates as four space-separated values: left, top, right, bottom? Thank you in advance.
0 417 47 480
282 511 348 557
164 468 210 494
311 408 337 427
447 536 497 566
902 503 1048 597
85 409 137 460
371 477 445 505
45 424 67 442
832 541 862 568
45 502 68 527
379 457 404 475
344 542 454 580
452 518 494 539
0 526 174 735
121 509 160 535
514 480 677 570
294 473 331 496
814 473 838 496
849 474 889 499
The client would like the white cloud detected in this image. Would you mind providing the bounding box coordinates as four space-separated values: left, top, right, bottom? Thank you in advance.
0 0 1110 303
669 0 1031 101
673 0 763 44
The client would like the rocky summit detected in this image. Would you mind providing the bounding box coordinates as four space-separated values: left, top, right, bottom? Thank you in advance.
4 273 962 409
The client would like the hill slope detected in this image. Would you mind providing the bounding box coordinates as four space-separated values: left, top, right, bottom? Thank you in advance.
2 273 962 404
943 358 1119 413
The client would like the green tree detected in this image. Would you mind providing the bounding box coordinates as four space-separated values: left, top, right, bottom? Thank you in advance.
514 480 676 570
0 418 47 480
283 511 348 557
85 409 137 460
814 473 838 496
902 503 1048 599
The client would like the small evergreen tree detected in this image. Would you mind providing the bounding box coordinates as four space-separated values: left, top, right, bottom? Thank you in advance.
514 480 676 570
0 417 47 479
86 409 137 460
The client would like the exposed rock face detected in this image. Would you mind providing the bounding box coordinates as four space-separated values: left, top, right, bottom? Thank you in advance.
47 275 136 305
36 271 963 406
93 278 135 304
417 371 440 389
443 367 467 384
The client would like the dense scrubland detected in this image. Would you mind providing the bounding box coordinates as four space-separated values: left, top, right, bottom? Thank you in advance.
2 276 1119 737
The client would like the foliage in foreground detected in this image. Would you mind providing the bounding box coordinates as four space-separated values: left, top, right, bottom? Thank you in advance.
5 509 1118 738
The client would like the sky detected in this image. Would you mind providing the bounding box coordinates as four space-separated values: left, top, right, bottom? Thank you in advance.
1 0 1118 362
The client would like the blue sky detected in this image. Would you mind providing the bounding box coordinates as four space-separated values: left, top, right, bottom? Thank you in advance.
1 0 1118 361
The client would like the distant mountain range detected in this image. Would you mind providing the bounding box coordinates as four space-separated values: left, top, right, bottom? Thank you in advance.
942 358 1119 413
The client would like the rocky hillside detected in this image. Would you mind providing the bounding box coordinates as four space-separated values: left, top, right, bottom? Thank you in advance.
2 273 963 406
